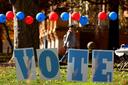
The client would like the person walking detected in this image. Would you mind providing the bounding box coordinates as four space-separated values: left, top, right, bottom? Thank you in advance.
59 25 76 64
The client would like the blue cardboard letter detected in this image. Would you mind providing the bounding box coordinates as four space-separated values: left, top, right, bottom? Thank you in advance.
92 50 113 82
14 48 36 80
37 48 60 80
67 49 88 81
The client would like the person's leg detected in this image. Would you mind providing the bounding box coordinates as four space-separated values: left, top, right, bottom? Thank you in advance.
59 50 68 62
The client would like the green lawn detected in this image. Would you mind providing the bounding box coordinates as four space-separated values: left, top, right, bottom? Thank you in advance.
0 66 128 85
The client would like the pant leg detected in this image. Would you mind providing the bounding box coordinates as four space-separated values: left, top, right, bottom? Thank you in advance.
59 50 68 62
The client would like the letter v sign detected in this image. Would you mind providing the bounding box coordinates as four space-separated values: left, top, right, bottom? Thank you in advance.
14 48 36 80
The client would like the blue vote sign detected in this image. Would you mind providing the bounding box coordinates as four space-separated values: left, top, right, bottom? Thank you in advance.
14 48 36 80
14 47 114 82
92 50 114 82
67 49 88 82
36 48 60 80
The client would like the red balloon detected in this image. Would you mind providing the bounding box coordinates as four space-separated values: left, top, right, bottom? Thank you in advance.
71 12 80 21
24 16 34 25
49 12 58 21
6 11 14 20
98 11 107 21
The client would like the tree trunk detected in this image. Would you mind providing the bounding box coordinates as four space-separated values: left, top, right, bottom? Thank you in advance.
3 23 13 53
108 0 119 50
0 27 3 53
9 0 39 63
0 39 2 53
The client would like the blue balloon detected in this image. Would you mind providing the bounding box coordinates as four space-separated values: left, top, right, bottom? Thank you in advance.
0 14 6 23
109 12 117 21
60 12 69 21
79 16 88 26
16 11 25 20
36 12 46 22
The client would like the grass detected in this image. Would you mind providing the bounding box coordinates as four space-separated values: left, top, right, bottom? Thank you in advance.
0 66 128 85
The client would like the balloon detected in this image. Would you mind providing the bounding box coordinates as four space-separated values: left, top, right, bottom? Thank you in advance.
16 11 25 20
36 12 46 22
109 11 117 21
6 11 14 20
60 12 69 21
98 11 107 20
79 16 88 26
71 12 80 21
0 14 6 23
49 12 58 21
24 16 34 24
